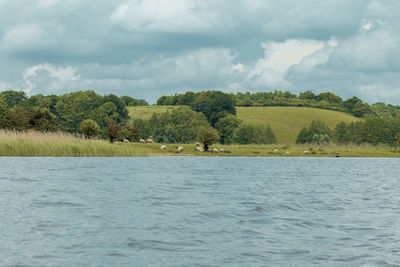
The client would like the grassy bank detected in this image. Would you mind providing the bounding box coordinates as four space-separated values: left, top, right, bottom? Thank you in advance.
0 131 399 157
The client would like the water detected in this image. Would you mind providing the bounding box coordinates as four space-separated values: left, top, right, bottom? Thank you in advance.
0 157 400 266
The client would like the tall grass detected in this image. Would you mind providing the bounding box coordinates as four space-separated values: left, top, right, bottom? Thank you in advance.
0 130 398 157
0 131 151 157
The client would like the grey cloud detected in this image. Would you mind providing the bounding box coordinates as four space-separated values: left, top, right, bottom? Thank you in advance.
0 0 400 104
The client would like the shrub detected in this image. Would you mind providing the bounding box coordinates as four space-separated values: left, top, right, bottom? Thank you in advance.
80 119 100 139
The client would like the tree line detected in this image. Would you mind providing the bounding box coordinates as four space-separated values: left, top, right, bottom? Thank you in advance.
296 117 400 146
157 90 400 118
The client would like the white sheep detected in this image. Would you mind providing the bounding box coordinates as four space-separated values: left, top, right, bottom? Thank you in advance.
147 138 154 143
304 151 309 155
286 151 290 155
195 142 201 146
195 147 204 152
274 149 279 154
213 148 219 153
140 139 146 144
219 148 224 153
123 139 130 143
177 146 184 152
160 145 167 150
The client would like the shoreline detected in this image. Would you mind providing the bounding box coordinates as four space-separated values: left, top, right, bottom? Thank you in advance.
1 131 399 158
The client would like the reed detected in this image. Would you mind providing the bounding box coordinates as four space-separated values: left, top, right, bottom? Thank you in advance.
0 130 398 157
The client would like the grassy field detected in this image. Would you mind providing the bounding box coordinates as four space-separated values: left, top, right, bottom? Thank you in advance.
0 131 399 157
127 105 181 121
127 105 361 144
237 107 361 144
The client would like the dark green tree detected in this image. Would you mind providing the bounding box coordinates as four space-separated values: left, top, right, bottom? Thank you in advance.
264 125 277 144
105 120 120 143
215 114 241 144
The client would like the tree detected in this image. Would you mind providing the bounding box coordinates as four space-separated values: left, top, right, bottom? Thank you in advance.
0 90 27 108
198 127 219 151
0 95 8 128
299 90 316 100
233 124 256 144
80 119 100 139
120 125 141 142
296 121 332 144
264 125 277 144
105 120 120 143
28 107 56 132
89 102 120 129
215 114 241 144
190 91 236 126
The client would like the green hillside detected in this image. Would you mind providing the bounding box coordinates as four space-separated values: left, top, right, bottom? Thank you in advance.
128 106 361 144
128 106 181 120
237 107 361 144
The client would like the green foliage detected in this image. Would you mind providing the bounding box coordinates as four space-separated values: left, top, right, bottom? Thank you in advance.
296 121 332 144
80 119 100 139
198 127 219 151
0 95 9 128
105 120 120 143
135 107 209 143
0 90 27 108
89 102 120 129
233 124 277 144
190 91 236 126
120 96 148 106
265 125 277 144
215 114 241 144
312 134 332 145
120 125 141 142
299 90 315 100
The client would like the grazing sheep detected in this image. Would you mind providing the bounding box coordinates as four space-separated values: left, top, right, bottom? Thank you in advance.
123 139 130 143
286 151 290 155
213 148 219 153
177 146 184 152
303 151 309 155
160 145 166 150
195 147 204 152
219 148 224 153
195 142 201 146
274 149 279 154
140 139 146 144
147 138 154 143
114 141 119 145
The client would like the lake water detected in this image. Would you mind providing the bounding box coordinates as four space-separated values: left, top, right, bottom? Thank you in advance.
1 157 399 266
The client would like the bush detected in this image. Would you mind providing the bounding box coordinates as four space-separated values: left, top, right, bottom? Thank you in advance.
198 127 219 151
80 119 100 139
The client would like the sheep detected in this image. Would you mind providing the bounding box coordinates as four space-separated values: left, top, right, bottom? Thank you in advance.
195 142 201 146
213 148 219 153
140 139 146 144
286 151 290 155
147 138 154 143
303 151 309 155
114 141 119 145
123 139 130 143
177 146 184 152
195 147 204 152
274 149 279 154
160 145 167 150
219 148 224 153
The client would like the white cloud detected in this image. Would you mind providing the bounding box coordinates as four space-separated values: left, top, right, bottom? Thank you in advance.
111 0 221 33
23 63 81 95
246 39 333 88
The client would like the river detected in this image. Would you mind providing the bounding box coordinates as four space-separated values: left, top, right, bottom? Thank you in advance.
1 157 399 266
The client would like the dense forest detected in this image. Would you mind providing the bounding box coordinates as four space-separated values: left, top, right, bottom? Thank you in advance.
1 89 400 147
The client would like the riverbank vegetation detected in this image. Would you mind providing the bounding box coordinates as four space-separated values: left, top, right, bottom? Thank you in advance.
0 131 399 157
1 89 400 157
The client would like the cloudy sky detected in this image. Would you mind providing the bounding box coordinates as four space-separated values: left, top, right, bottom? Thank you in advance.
0 0 400 104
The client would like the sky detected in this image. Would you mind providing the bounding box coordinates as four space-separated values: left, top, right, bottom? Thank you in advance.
0 0 400 104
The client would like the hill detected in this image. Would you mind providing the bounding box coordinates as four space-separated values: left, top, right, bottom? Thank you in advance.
128 106 361 144
127 106 181 121
237 107 361 144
